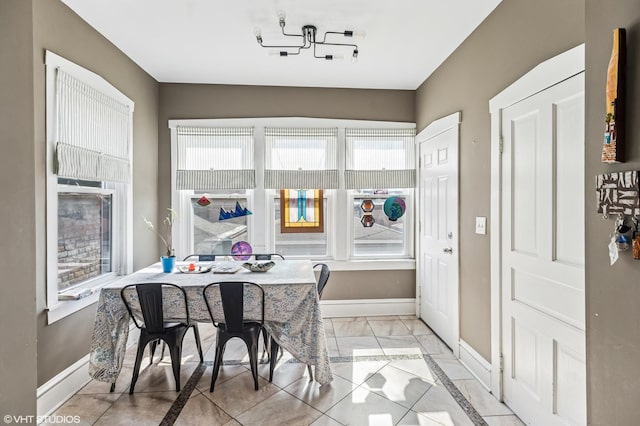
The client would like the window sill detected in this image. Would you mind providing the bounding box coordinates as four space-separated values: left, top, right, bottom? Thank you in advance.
320 259 415 272
46 275 120 324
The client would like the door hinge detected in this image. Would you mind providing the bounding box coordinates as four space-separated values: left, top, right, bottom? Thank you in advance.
500 353 504 373
499 136 504 154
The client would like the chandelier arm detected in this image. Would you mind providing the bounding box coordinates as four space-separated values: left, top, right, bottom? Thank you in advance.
281 25 305 40
316 40 359 50
319 31 349 43
257 39 306 49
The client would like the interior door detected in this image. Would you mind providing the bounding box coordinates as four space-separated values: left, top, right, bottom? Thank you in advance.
501 73 585 425
417 115 459 353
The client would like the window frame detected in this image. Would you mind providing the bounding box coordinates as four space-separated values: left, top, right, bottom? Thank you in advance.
45 51 134 323
169 118 416 270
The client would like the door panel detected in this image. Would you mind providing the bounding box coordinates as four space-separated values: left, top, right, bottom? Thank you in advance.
501 73 585 426
417 119 459 353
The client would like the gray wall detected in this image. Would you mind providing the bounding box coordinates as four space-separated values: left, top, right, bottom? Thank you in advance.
32 0 159 385
0 0 38 416
415 0 584 360
159 83 416 300
585 1 640 423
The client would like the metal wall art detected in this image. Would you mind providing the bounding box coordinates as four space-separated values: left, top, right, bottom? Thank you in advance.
280 189 324 233
596 171 640 217
196 195 211 206
602 28 626 163
219 201 252 221
383 196 406 221
360 199 375 228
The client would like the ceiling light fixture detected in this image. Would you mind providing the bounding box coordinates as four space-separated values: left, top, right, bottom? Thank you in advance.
255 12 364 62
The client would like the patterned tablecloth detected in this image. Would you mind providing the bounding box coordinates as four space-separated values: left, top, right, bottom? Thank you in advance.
88 260 333 385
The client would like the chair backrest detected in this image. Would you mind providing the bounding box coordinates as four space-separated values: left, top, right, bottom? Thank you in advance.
203 282 264 333
313 263 330 299
121 283 189 333
183 254 217 261
254 253 285 260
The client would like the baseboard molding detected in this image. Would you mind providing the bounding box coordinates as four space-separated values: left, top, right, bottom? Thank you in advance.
37 326 140 419
320 298 416 318
458 339 492 391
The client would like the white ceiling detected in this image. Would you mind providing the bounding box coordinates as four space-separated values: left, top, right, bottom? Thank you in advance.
61 0 501 90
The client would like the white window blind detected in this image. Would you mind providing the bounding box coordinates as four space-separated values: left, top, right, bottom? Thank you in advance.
344 128 416 189
55 69 131 183
176 126 255 190
264 127 339 189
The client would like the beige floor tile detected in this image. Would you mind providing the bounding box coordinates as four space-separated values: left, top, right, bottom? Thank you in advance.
236 390 323 426
397 410 451 425
93 392 176 426
431 358 473 380
332 318 374 337
412 384 474 426
221 420 242 426
310 414 345 425
326 336 340 357
330 360 389 385
78 365 134 395
453 379 512 416
398 315 418 320
336 336 384 357
387 359 437 382
129 360 199 393
368 319 411 336
362 364 433 409
400 319 433 335
257 359 311 388
376 336 425 356
284 374 356 412
196 364 248 393
414 334 453 355
43 393 120 426
202 370 280 417
484 414 526 426
174 392 232 426
325 386 410 426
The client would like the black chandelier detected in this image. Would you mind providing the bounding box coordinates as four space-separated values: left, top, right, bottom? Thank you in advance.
255 12 363 61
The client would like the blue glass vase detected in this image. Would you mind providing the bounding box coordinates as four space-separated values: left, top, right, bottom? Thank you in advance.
161 256 176 273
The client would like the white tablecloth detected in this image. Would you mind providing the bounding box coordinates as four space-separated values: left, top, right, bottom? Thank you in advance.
88 260 333 385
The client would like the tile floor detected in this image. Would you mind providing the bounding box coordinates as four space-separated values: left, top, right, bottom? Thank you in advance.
47 316 524 426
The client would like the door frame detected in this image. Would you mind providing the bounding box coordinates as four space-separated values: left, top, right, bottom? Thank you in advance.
489 44 585 399
416 111 461 357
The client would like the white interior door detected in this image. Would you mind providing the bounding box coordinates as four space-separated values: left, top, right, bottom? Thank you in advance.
500 73 585 425
417 113 459 354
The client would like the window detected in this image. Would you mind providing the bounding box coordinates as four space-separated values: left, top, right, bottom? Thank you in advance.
170 118 416 267
45 51 134 322
345 128 415 258
172 127 255 257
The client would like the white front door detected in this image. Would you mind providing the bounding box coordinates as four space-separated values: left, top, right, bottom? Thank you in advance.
500 73 585 425
417 112 459 354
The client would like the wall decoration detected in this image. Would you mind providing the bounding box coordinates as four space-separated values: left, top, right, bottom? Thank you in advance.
280 189 324 233
360 199 375 228
383 196 406 221
602 28 626 163
219 201 252 221
596 171 640 216
196 195 211 207
231 240 252 261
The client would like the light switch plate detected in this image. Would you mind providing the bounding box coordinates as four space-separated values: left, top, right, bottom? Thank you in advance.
475 217 487 235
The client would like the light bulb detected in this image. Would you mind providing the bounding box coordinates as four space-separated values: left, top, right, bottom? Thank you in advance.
277 10 286 26
254 27 262 38
325 54 344 61
269 50 289 57
351 49 359 63
353 30 366 39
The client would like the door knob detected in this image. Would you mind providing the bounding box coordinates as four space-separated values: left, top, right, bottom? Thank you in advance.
443 247 453 254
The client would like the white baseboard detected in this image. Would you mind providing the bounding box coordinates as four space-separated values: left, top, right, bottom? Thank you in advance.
458 339 492 391
37 326 140 420
320 298 416 318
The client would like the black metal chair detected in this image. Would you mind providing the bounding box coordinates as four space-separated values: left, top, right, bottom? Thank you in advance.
120 283 203 394
184 253 285 262
183 254 217 261
269 263 331 382
203 281 274 392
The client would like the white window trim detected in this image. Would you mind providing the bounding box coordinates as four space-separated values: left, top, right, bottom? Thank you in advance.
169 117 415 269
45 51 134 323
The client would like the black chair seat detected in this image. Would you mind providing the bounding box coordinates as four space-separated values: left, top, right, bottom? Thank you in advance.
204 281 274 392
120 283 203 394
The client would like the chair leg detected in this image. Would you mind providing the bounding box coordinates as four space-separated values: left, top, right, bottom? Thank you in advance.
192 324 204 362
129 335 150 394
211 336 228 392
167 332 186 392
244 336 259 391
149 339 158 365
307 364 314 382
269 337 279 382
261 326 269 361
109 383 116 393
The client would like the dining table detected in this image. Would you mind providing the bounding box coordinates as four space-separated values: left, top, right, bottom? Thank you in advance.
88 259 333 385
